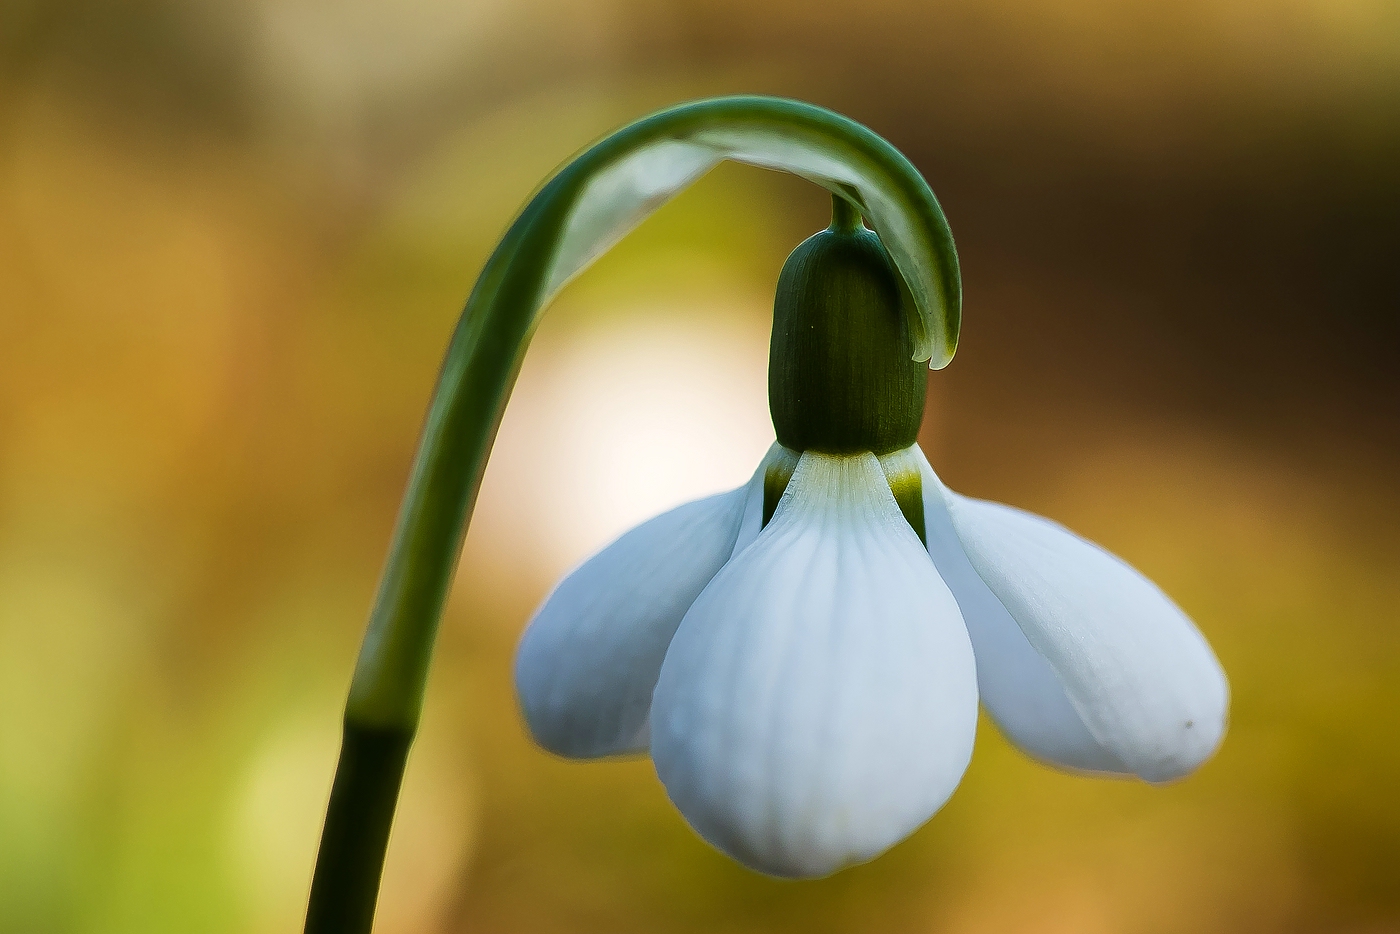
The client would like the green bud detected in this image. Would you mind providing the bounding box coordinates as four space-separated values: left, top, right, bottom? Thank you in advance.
768 197 928 456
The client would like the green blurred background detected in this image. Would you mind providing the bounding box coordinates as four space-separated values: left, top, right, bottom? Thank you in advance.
1 0 1397 931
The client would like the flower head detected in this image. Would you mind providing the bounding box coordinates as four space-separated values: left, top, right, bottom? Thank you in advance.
515 200 1228 878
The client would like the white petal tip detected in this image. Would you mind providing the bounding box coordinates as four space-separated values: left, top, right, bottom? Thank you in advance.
938 485 1230 784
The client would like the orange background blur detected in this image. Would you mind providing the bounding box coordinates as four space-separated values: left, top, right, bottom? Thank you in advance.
1 1 1397 932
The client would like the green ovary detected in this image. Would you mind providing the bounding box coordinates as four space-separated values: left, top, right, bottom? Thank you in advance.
767 199 928 457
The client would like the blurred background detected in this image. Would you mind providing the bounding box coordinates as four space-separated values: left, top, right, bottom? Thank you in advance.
1 0 1397 931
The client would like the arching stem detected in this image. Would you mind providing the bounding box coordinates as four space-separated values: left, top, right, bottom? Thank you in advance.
301 96 959 934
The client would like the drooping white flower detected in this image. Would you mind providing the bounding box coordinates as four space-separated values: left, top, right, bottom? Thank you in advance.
312 98 1226 934
513 204 1229 879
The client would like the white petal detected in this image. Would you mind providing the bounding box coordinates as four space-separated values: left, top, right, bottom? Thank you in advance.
651 452 978 878
924 451 1228 782
515 477 753 758
900 446 1124 774
515 444 790 758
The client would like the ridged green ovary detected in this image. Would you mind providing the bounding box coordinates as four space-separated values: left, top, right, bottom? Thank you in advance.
343 95 962 733
768 204 928 456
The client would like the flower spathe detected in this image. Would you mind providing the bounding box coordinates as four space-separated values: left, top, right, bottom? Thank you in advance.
514 440 1229 877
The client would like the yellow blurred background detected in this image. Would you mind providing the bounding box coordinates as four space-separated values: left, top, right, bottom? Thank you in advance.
1 0 1397 931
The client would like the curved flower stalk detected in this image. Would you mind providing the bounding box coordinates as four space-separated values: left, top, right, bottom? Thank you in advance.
516 206 1229 876
305 97 966 934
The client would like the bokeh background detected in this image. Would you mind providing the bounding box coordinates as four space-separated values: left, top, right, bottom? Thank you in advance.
2 0 1398 931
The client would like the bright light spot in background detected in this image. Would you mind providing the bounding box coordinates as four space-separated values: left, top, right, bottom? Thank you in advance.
227 717 335 930
464 296 775 588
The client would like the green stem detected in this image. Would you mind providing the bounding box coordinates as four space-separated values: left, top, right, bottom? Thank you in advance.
302 96 960 934
828 193 864 233
303 725 411 933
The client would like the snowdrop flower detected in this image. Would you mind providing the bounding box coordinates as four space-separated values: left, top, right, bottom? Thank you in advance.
308 98 1228 934
516 199 1228 878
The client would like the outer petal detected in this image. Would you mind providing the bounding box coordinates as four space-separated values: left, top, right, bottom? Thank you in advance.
651 452 978 878
515 471 757 758
902 446 1124 774
515 445 792 757
920 449 1228 782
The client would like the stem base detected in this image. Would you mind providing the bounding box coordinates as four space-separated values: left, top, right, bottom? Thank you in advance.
304 724 414 934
